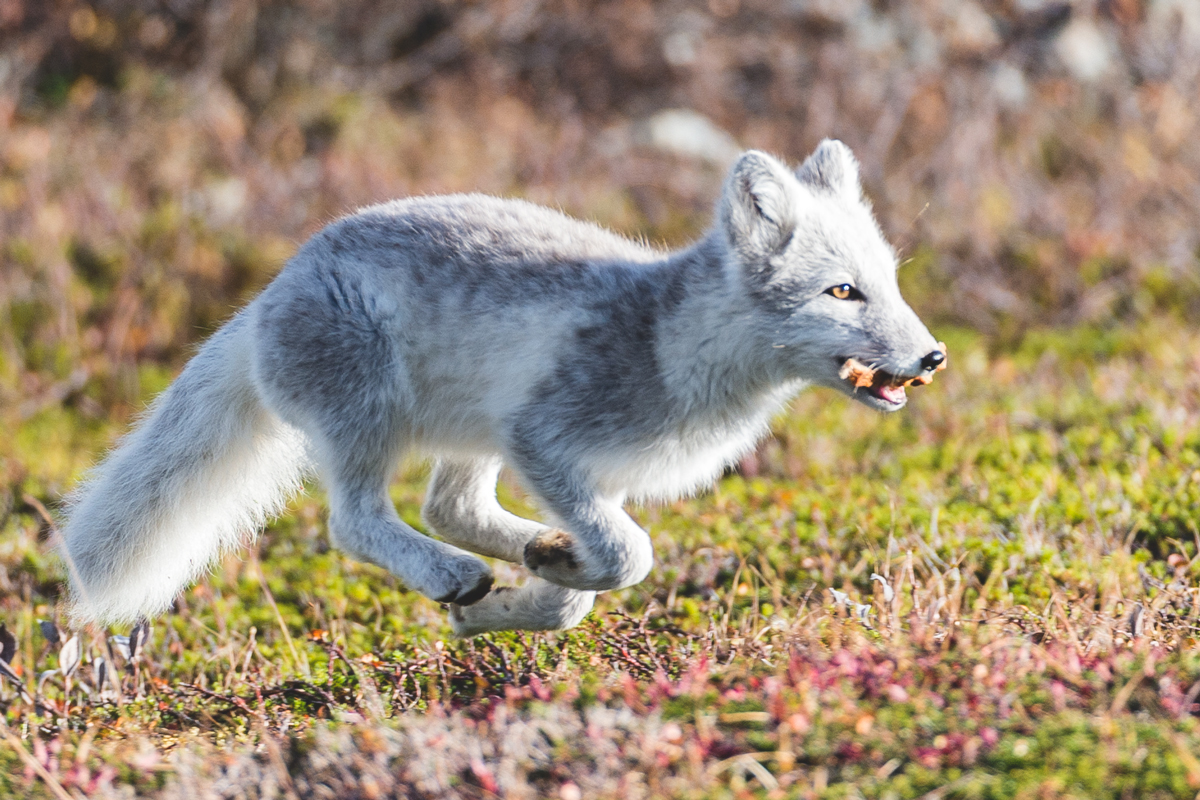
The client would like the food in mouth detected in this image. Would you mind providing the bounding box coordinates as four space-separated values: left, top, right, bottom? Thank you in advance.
839 342 947 405
838 358 878 389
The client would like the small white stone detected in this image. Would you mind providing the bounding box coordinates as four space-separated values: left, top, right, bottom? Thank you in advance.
992 62 1028 109
662 30 699 67
1055 17 1114 82
204 177 248 225
949 1 1000 55
642 109 740 166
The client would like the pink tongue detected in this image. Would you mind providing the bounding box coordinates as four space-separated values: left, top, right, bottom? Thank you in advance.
877 384 906 404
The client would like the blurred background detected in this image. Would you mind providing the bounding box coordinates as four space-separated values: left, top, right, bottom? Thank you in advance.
4 5 1200 788
1 0 1199 481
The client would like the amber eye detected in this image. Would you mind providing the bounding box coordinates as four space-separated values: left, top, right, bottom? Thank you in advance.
826 284 861 301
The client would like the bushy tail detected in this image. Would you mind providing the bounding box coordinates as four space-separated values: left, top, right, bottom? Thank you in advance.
60 313 309 624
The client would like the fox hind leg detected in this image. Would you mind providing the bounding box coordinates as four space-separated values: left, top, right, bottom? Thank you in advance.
324 454 495 606
252 281 493 607
285 397 494 607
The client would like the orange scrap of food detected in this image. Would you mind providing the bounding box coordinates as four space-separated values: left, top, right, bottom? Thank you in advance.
840 343 946 389
838 358 877 388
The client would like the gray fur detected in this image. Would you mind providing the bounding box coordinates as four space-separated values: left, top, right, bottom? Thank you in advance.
59 140 942 636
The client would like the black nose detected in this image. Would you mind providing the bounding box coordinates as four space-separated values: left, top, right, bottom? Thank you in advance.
921 350 946 371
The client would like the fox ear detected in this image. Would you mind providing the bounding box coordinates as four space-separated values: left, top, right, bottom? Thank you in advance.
796 139 861 200
720 150 796 258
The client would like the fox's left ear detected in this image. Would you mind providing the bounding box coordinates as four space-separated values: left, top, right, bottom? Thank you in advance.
719 150 797 260
796 139 861 201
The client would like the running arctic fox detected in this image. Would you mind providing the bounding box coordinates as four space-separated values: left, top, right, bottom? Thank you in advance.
61 140 946 636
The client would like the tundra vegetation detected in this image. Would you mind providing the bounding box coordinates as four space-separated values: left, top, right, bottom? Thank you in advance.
2 2 1200 798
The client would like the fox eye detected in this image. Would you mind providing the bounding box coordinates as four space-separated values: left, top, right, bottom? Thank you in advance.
826 284 863 301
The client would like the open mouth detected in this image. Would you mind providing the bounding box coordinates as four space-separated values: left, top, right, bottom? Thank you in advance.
838 346 947 407
839 360 909 405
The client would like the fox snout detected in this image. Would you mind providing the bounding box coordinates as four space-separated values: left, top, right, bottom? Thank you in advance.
838 341 947 410
920 349 946 372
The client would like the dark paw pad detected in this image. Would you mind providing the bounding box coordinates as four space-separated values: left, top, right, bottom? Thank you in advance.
524 529 579 571
456 572 494 606
436 572 494 606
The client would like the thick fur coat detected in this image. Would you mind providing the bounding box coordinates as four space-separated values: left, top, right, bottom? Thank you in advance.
60 140 944 636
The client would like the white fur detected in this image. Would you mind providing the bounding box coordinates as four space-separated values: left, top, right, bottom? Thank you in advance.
60 316 310 623
60 140 942 635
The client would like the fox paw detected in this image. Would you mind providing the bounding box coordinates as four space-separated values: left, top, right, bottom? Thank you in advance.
523 528 594 589
434 571 493 606
523 529 578 571
449 586 517 637
449 581 596 637
426 554 494 606
523 528 652 591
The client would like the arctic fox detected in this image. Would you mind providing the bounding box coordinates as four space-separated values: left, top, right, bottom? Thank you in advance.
60 140 946 636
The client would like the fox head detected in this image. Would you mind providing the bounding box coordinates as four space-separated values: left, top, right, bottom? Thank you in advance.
718 140 945 411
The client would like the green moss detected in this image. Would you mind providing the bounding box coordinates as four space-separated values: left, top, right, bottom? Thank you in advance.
4 314 1200 797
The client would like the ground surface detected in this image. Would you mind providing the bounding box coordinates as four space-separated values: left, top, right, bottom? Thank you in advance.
2 320 1200 799
4 3 1200 797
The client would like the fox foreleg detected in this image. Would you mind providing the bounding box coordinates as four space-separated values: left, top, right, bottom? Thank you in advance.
423 456 655 591
517 469 655 592
423 458 608 636
424 457 652 634
421 457 546 563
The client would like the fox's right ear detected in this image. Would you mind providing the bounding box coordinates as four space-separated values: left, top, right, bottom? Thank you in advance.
719 150 796 260
796 139 861 201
